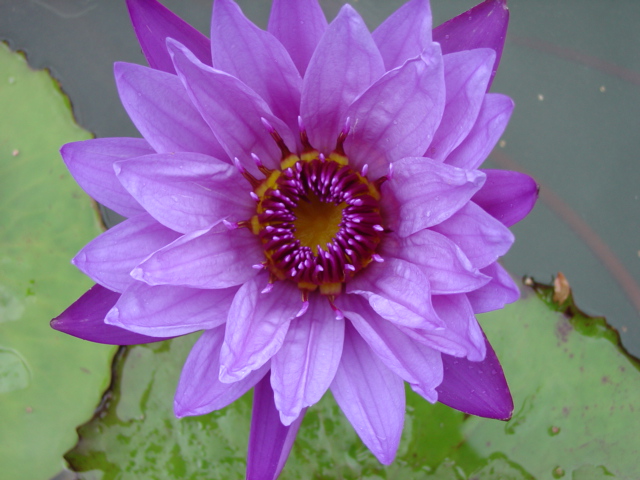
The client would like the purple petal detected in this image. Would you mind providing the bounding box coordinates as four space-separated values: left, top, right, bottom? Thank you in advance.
50 284 166 345
372 0 432 71
398 293 486 361
430 202 514 270
168 39 296 174
385 156 486 237
330 323 405 465
132 223 262 289
467 262 520 313
105 282 237 337
445 93 514 170
346 258 443 330
433 0 509 90
383 230 490 294
436 332 513 420
211 0 302 135
114 62 226 159
271 300 344 425
432 294 485 361
73 213 180 293
344 47 446 180
114 152 253 234
174 326 269 417
61 138 149 218
301 4 385 153
341 295 442 403
220 275 300 382
125 0 211 74
427 49 495 162
247 375 305 480
472 170 538 227
268 0 327 76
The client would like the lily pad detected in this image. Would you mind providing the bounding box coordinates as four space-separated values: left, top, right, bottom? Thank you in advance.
0 43 116 480
65 279 640 479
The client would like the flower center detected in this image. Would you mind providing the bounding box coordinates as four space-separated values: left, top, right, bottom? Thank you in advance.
292 191 344 253
241 119 386 298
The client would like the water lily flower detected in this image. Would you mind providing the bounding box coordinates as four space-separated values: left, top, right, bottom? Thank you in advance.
52 0 537 477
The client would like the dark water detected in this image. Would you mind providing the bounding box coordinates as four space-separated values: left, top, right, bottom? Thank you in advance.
1 0 639 357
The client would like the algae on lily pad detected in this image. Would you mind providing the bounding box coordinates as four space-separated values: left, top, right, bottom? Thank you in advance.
65 279 640 479
0 43 115 480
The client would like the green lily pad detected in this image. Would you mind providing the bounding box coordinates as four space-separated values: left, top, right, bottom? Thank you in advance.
64 279 640 479
0 43 116 480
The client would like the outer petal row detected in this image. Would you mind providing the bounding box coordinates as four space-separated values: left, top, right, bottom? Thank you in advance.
125 0 211 74
268 0 327 76
385 156 486 237
211 0 302 136
72 213 180 293
372 0 432 71
106 283 237 337
220 275 301 382
330 323 405 465
61 138 149 218
344 46 446 180
50 284 167 345
168 40 295 174
114 62 226 159
433 0 509 91
175 326 269 417
271 300 344 425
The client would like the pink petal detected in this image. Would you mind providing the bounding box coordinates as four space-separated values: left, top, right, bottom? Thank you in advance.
372 0 432 71
472 170 538 227
132 223 262 289
341 295 442 403
300 4 385 153
427 49 495 162
268 0 327 76
271 299 345 425
344 47 446 180
445 93 514 170
174 326 269 417
467 262 520 313
114 152 253 234
247 375 305 480
433 0 509 90
61 138 149 218
436 331 513 420
346 258 443 330
50 284 166 345
72 213 180 293
430 202 514 270
125 0 211 74
105 282 237 337
114 62 226 159
211 0 302 135
168 39 295 174
382 229 490 294
220 275 300 382
330 323 405 465
385 156 486 237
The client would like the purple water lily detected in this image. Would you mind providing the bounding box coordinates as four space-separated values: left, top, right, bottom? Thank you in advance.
52 0 537 477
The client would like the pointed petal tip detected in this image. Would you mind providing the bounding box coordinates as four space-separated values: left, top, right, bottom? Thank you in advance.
278 410 299 427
